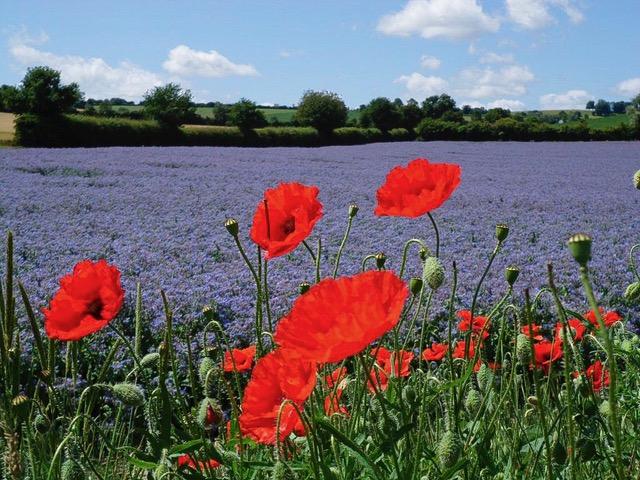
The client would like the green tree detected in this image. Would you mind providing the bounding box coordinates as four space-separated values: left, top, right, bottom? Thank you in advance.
422 94 457 119
611 101 627 114
402 98 424 130
364 97 403 132
485 108 511 123
632 93 640 110
143 83 195 127
585 100 595 110
0 85 21 112
211 102 231 125
228 98 267 131
16 66 82 115
294 90 348 134
594 99 611 116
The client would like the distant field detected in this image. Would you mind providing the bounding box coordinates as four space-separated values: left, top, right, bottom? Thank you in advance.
0 112 15 144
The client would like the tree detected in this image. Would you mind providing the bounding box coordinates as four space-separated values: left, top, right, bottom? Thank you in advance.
228 98 267 131
422 94 457 119
612 101 627 114
594 99 611 116
0 85 21 112
143 83 195 127
632 93 640 110
402 99 423 130
294 90 348 134
16 66 82 115
364 97 403 132
211 102 231 125
585 100 595 110
485 108 511 123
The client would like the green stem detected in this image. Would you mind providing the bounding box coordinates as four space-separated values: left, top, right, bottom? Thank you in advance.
263 259 274 332
398 238 429 279
427 212 440 258
332 214 354 278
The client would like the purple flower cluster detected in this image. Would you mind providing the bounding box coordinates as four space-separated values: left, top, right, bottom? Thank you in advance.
1 141 638 348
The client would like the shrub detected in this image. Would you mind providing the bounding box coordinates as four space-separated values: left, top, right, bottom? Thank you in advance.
142 83 195 128
332 127 384 145
416 118 461 140
228 99 267 132
295 90 348 135
14 66 82 115
363 97 403 132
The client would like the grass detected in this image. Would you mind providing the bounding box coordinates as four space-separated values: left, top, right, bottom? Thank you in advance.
0 112 16 144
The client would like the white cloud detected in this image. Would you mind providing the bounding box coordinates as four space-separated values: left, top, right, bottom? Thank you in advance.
395 73 448 97
420 55 441 69
479 51 514 64
378 0 500 40
457 64 534 99
163 45 258 78
9 34 162 100
487 98 525 110
539 89 592 109
506 0 584 29
615 77 640 97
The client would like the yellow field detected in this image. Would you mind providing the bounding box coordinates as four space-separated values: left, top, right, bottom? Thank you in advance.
0 112 16 144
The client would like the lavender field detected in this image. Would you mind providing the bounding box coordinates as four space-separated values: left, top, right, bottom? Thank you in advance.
1 141 639 341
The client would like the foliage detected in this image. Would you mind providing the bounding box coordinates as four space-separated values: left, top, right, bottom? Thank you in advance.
362 97 403 132
0 85 22 112
228 98 268 131
142 83 196 128
422 94 457 119
12 66 82 115
594 99 612 116
294 90 348 134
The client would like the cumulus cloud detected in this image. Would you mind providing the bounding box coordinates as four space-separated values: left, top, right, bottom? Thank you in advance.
394 73 448 97
479 51 514 64
420 55 441 69
163 45 258 78
506 0 584 29
615 77 640 97
456 65 534 99
8 33 162 100
487 98 525 110
539 89 592 109
377 0 500 40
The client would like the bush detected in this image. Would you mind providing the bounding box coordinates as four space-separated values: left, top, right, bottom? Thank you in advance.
363 97 403 132
295 90 348 135
228 99 267 131
14 66 82 115
416 118 461 140
332 127 384 145
142 83 195 128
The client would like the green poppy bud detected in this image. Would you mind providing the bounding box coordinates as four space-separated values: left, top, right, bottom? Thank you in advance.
198 397 223 428
505 265 520 286
61 460 84 480
224 218 239 237
567 233 592 267
112 383 145 407
476 363 493 393
423 256 445 290
526 396 538 408
348 203 359 218
599 400 611 417
516 334 532 366
140 352 160 369
634 169 640 190
402 385 417 405
495 223 509 242
464 389 481 415
409 277 423 296
624 282 640 304
375 252 386 269
199 356 216 384
299 282 311 295
437 430 461 469
419 248 429 261
34 414 50 434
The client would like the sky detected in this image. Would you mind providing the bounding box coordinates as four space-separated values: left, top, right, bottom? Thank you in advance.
1 0 639 110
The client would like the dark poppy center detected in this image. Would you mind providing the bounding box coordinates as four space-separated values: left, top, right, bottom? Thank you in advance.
282 217 296 235
86 299 104 319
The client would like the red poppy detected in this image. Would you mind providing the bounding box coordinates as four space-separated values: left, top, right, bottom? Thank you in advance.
249 182 323 260
375 158 461 218
274 271 408 363
533 339 563 374
458 310 490 340
555 319 587 342
422 342 448 361
324 389 349 416
521 325 544 342
239 349 316 445
222 345 257 372
584 308 622 329
177 454 221 471
43 259 124 341
367 347 414 392
325 367 347 389
579 360 610 393
452 340 477 360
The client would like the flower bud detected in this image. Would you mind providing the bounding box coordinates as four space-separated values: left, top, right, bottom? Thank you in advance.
526 395 538 407
634 169 640 190
402 385 417 405
112 383 145 407
624 282 640 304
224 218 239 237
34 414 50 434
375 252 386 269
348 203 359 218
567 233 592 267
495 223 509 242
202 304 219 321
476 363 493 393
140 352 160 369
299 282 311 295
419 248 429 261
423 256 445 290
61 460 84 480
436 430 461 469
409 277 423 296
199 356 216 384
505 265 520 287
464 389 481 415
516 334 532 366
198 397 223 429
599 400 611 417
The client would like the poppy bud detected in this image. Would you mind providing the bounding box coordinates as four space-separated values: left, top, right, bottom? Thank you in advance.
419 248 429 261
505 265 520 286
634 169 640 190
527 396 538 407
567 233 592 267
423 257 444 290
409 277 423 296
436 430 461 469
112 383 145 407
224 218 239 237
476 363 493 393
599 400 611 417
140 352 160 369
402 385 417 405
202 304 219 322
61 460 84 480
464 389 481 415
516 334 532 365
495 223 509 242
621 339 633 352
624 282 640 304
299 282 311 295
375 252 386 269
524 408 536 424
198 397 223 429
199 357 216 384
34 413 50 434
348 203 359 218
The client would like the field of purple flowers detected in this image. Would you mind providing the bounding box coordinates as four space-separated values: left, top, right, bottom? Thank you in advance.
1 141 638 343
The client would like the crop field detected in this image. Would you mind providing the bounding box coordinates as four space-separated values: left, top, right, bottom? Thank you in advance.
1 142 638 342
0 112 15 144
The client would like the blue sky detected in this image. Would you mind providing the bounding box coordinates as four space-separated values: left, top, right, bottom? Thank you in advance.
2 0 639 110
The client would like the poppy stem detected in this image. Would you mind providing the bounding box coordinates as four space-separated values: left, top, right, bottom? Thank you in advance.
332 213 355 278
398 238 429 279
263 259 273 333
427 212 440 258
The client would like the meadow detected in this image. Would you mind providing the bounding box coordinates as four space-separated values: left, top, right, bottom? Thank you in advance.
0 142 639 479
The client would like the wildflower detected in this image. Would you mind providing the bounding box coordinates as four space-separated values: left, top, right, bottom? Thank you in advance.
555 318 587 342
324 389 349 416
374 158 461 217
222 345 257 372
367 347 414 392
43 259 124 341
533 339 563 373
325 367 347 389
422 342 448 361
457 310 490 340
452 340 477 360
274 271 408 363
574 360 610 393
177 455 221 471
250 182 323 259
239 349 316 445
521 324 544 342
584 308 622 329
